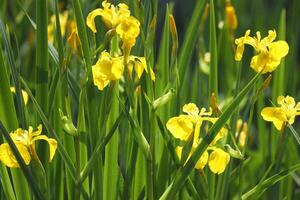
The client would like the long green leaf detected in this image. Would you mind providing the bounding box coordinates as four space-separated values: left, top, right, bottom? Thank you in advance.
242 163 300 199
79 112 123 184
178 0 206 81
35 0 49 113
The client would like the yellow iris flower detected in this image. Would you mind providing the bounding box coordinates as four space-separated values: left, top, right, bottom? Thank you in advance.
0 125 57 168
116 16 140 53
261 95 300 131
92 51 155 90
166 103 230 174
10 87 29 105
92 51 124 91
86 1 140 53
235 30 289 73
86 1 130 31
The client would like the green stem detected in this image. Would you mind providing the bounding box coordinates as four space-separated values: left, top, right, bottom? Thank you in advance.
74 136 81 200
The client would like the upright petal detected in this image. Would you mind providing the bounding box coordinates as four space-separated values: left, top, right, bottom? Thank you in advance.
183 103 199 116
260 30 277 47
261 107 287 122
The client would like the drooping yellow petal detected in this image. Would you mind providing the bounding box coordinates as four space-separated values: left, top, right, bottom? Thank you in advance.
268 41 289 60
235 43 245 61
261 107 287 122
32 135 57 162
273 120 285 131
208 148 230 174
86 9 104 32
235 30 256 61
250 53 268 73
92 65 110 90
166 115 194 141
0 143 31 168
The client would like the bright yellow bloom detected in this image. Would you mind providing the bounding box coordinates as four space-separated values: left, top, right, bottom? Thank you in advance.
48 11 69 43
225 1 238 30
86 1 130 32
261 96 300 131
86 1 140 54
166 103 230 174
10 87 29 105
235 30 289 73
208 147 230 174
128 56 155 81
0 125 57 168
116 16 140 52
166 103 227 145
92 51 156 90
92 51 124 90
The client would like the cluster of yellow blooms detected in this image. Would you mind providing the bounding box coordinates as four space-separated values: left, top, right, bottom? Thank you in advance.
234 30 299 131
165 28 291 174
0 1 297 179
166 103 230 174
86 1 155 91
0 125 57 168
